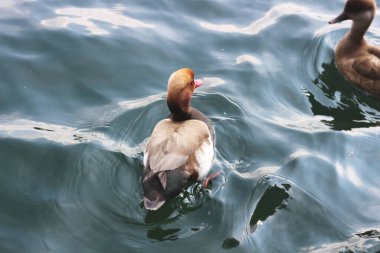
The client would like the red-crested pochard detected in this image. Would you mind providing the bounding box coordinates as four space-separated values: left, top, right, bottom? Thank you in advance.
142 68 215 210
329 0 380 97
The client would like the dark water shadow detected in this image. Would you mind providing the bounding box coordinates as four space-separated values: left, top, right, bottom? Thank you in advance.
308 59 380 131
146 227 181 242
242 173 351 252
143 183 211 224
142 183 213 243
222 237 240 250
314 229 380 252
356 230 380 239
249 183 291 233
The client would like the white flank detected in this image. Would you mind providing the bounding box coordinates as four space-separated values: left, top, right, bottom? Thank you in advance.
195 136 214 179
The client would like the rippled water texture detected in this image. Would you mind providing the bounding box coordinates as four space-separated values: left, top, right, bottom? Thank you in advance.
1 0 380 252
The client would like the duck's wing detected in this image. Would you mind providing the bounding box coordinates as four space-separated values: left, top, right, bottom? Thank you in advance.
143 119 212 210
352 50 380 80
368 46 380 58
144 119 210 176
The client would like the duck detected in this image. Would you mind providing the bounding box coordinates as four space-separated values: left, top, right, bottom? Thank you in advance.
329 0 380 98
142 68 215 210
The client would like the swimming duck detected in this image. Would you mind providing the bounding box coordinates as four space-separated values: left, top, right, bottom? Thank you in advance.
142 68 215 210
329 0 380 97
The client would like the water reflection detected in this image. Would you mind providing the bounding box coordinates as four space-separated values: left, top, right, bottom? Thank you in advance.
0 0 34 19
200 3 328 35
236 54 262 65
304 24 380 131
0 117 143 156
146 227 180 242
41 5 154 35
307 59 380 130
240 173 350 252
236 52 282 75
249 183 290 233
222 237 240 249
1 0 380 251
311 230 380 252
357 230 380 239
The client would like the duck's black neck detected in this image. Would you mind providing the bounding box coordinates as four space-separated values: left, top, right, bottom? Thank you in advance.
167 102 191 122
167 105 214 139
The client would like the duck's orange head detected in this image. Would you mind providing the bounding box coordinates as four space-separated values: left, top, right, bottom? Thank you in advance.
166 68 203 118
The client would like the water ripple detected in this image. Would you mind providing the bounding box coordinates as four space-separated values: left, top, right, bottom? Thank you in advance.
1 0 380 251
41 5 154 35
200 3 329 35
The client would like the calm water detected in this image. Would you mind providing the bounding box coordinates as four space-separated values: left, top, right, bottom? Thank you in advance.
1 0 380 252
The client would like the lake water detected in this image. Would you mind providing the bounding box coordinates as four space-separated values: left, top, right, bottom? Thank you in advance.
1 0 380 252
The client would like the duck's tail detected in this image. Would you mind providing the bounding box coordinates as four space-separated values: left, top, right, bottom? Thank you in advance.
142 169 189 210
143 173 166 210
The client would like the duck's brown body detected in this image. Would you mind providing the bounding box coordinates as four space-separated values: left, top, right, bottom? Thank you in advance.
143 69 214 210
330 0 380 98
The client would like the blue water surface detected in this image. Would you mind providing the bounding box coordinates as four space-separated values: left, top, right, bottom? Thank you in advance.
0 0 380 252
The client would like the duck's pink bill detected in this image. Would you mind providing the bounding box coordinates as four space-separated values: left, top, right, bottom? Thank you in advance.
194 79 203 88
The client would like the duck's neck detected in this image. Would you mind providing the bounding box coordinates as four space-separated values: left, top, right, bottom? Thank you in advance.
347 18 372 46
167 102 191 122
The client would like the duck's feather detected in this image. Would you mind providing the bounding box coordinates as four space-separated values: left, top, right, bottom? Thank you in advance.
368 45 380 58
144 119 210 175
336 42 380 97
194 135 214 179
352 52 380 80
142 119 212 210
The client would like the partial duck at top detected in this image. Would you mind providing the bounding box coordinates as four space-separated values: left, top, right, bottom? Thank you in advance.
142 68 215 210
329 0 380 98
